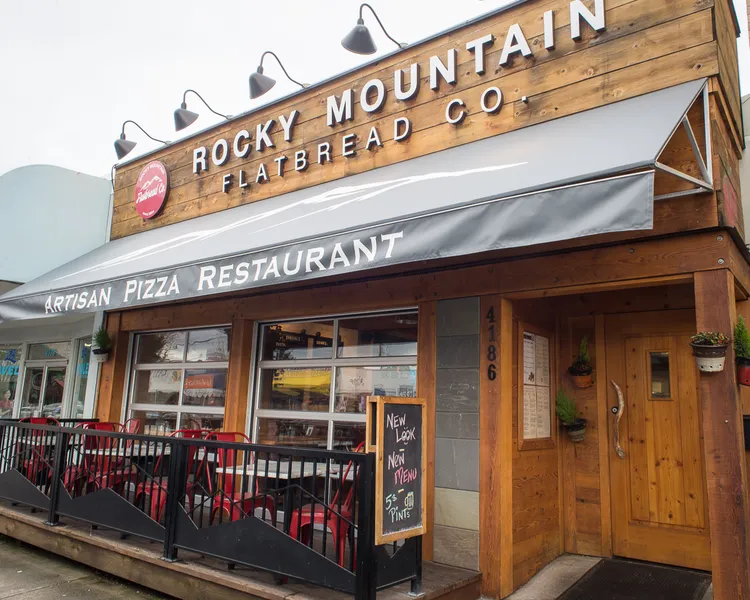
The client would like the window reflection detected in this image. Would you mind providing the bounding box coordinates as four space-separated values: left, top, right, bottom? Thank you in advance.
182 369 227 407
334 366 416 413
650 352 671 399
337 314 418 358
133 370 181 405
187 328 231 362
261 322 334 361
0 345 21 418
136 332 186 364
259 368 331 412
257 418 328 448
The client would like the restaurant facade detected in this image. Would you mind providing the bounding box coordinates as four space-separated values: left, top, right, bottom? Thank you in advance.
0 0 748 598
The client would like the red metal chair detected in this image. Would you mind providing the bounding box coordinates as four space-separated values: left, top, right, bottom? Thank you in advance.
62 422 119 493
288 443 364 568
18 417 60 483
133 429 208 523
209 432 276 523
120 419 141 435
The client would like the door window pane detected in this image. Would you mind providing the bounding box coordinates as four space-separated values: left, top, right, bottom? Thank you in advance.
187 328 231 362
132 410 177 436
136 332 186 364
180 413 224 432
261 322 335 360
258 368 331 412
337 313 418 358
70 338 91 418
20 367 44 418
333 423 366 451
40 368 66 419
335 366 417 413
0 345 21 418
133 370 181 405
650 352 671 399
28 342 70 361
183 369 227 407
257 417 328 448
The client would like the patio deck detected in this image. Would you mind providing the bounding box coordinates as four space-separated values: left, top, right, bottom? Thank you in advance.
0 502 481 600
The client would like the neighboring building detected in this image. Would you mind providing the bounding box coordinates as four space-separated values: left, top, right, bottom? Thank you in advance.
0 2 749 600
0 165 111 420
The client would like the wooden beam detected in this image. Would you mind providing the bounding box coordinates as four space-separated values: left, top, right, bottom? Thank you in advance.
223 317 255 435
418 301 437 561
504 274 694 301
694 270 750 600
479 296 513 598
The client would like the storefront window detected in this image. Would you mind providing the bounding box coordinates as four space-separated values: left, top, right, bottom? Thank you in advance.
128 327 230 435
28 342 70 361
254 312 418 450
70 337 92 418
0 345 21 418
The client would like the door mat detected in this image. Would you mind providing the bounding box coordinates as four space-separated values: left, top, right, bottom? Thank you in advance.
556 558 710 600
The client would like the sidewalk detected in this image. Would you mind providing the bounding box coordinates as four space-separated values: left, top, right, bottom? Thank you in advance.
0 534 167 599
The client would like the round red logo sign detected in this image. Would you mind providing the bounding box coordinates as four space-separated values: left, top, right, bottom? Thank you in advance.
134 161 169 219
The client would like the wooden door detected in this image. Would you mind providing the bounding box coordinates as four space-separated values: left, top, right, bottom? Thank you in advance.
605 310 711 571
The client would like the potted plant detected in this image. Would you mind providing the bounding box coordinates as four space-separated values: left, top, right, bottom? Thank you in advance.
568 335 593 388
735 316 750 386
690 331 730 373
92 327 112 363
555 388 586 443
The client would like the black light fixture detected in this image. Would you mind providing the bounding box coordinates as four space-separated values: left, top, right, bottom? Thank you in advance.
114 120 168 160
342 3 407 55
249 51 308 99
174 89 231 132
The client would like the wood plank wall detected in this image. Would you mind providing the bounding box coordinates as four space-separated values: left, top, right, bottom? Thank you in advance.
511 305 561 587
111 0 725 239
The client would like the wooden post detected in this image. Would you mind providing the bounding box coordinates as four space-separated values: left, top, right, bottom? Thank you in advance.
223 317 255 434
95 312 130 423
694 270 750 600
479 296 513 598
418 301 437 561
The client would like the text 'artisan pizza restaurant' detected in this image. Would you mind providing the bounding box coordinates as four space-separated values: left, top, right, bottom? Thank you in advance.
1 0 749 598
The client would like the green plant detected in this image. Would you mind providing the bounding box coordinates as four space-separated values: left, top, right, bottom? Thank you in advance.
93 327 112 352
555 389 578 426
568 335 593 376
690 332 729 347
735 317 750 360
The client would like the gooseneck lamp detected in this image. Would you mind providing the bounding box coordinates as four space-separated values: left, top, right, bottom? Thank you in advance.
174 89 231 132
249 51 309 99
342 3 407 55
114 120 168 160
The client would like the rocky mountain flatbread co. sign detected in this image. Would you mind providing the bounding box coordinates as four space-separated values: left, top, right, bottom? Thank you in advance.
186 0 605 195
134 161 169 219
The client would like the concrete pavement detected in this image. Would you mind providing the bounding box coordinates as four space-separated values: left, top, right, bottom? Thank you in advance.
0 535 167 599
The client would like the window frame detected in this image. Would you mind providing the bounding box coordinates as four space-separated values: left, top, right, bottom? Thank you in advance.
251 309 418 450
125 324 232 431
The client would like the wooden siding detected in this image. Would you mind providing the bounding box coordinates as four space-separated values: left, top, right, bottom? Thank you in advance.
111 0 722 239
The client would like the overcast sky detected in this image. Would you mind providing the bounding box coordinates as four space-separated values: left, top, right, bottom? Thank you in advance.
1 0 749 180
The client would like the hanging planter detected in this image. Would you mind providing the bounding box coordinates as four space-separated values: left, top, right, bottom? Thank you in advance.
735 316 750 386
568 335 594 389
92 349 109 364
690 332 729 373
556 389 587 443
92 326 113 364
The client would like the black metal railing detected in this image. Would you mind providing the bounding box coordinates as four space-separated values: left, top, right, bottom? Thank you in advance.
0 421 420 599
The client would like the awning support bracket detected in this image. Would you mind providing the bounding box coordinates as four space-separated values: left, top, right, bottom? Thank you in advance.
654 162 713 192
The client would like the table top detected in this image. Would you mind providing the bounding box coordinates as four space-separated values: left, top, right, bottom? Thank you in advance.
216 459 353 480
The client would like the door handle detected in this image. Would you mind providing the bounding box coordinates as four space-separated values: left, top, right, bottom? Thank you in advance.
610 380 626 459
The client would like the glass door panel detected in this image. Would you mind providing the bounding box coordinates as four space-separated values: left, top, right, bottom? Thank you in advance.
41 367 66 419
20 368 44 418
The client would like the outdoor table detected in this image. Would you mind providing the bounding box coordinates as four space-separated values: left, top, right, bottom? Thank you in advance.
216 459 354 532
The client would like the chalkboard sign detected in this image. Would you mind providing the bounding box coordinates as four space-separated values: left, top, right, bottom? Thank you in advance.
367 396 426 545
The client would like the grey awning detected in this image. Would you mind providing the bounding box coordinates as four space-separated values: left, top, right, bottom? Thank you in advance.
0 79 707 322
